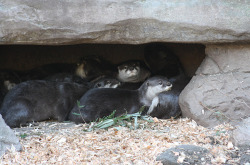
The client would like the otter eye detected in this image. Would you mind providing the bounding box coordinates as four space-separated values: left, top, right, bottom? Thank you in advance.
159 81 162 85
97 83 101 87
124 66 128 70
166 82 171 86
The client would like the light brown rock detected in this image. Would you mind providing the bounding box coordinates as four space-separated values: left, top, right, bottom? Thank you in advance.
0 0 250 45
179 44 250 127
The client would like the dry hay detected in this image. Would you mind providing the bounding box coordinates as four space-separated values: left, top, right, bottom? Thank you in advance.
0 118 241 164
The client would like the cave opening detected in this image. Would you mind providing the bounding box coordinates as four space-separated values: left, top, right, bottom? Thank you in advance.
0 43 205 77
0 42 206 122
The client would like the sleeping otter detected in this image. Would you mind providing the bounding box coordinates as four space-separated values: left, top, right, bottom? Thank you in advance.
0 80 89 128
69 76 172 123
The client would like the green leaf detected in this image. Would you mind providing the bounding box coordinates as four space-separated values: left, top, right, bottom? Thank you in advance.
20 133 28 139
77 100 85 108
95 119 115 129
133 116 139 129
84 108 155 131
72 112 81 116
141 116 154 123
139 106 146 113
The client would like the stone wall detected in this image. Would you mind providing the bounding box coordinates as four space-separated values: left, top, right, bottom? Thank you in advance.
179 44 250 127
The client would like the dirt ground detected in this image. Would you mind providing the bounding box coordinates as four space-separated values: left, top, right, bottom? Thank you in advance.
0 117 246 164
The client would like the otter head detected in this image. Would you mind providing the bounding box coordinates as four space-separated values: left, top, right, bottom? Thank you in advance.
141 76 172 106
75 57 104 80
75 60 87 78
4 80 16 90
93 77 121 88
117 61 141 82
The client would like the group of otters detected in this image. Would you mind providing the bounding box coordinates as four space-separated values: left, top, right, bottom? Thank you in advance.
0 44 190 128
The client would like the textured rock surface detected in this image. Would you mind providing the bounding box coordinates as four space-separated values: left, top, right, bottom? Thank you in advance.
231 117 250 148
179 44 250 127
0 0 250 45
156 145 211 165
0 114 22 157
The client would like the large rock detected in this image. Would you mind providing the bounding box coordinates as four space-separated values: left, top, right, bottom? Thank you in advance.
157 145 212 165
0 114 22 157
0 0 250 45
179 44 250 127
231 117 250 148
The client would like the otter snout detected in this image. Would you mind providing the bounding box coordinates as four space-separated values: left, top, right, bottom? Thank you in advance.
164 82 172 91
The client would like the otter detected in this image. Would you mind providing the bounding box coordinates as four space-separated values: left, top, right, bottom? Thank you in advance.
0 80 17 102
75 55 116 81
144 44 183 78
90 76 121 88
0 80 89 128
116 60 151 83
147 75 190 119
0 70 21 106
69 76 172 123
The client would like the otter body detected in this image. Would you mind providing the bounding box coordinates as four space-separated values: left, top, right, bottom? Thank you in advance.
0 80 89 128
147 75 190 119
116 60 151 83
69 76 172 123
45 73 88 85
117 82 142 90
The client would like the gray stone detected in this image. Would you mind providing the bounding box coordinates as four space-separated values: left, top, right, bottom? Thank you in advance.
179 44 250 127
156 145 211 165
0 0 250 45
231 118 250 148
240 154 250 165
0 114 22 157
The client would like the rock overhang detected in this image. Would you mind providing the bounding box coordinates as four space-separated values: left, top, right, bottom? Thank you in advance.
0 0 250 45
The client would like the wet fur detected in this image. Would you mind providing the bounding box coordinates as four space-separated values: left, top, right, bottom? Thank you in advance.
0 80 89 128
